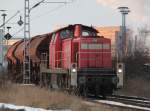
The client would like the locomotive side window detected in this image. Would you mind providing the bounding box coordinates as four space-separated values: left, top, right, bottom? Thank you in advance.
51 33 56 42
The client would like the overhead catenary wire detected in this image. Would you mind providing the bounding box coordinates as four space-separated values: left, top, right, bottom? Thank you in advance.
12 27 24 37
31 0 76 20
30 0 71 21
31 4 66 21
12 0 76 37
30 0 45 12
0 11 20 28
12 6 65 37
43 1 67 4
0 1 46 29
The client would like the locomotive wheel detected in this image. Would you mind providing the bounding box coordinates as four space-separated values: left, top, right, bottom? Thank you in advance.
74 87 81 96
95 85 107 99
94 84 99 98
83 87 88 97
102 93 106 99
79 85 88 97
71 87 80 96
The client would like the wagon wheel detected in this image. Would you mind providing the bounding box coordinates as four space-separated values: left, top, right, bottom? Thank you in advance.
74 87 80 96
78 85 88 97
82 86 88 97
69 87 80 96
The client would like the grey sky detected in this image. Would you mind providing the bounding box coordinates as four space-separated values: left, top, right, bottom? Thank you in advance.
0 0 121 37
0 0 148 37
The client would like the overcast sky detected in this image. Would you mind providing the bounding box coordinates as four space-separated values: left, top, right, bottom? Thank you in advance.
0 0 149 37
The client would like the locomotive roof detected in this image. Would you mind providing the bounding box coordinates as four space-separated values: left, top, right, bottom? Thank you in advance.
53 24 99 33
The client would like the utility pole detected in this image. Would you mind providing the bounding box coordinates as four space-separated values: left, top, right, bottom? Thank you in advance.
23 0 31 84
0 29 3 71
23 0 67 84
0 10 22 74
118 7 130 61
0 11 20 28
2 13 7 36
0 10 7 70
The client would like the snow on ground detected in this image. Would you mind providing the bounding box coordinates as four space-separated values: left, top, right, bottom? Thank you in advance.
1 100 150 111
0 103 71 111
96 100 150 111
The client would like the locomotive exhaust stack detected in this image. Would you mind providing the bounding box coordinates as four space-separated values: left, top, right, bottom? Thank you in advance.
74 24 82 37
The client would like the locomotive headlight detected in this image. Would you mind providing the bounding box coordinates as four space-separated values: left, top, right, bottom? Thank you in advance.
118 69 122 73
72 68 77 73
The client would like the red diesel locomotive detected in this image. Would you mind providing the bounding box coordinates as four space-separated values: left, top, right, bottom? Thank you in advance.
6 24 124 97
40 24 119 96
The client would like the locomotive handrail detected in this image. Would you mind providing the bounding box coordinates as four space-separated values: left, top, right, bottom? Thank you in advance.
55 51 71 68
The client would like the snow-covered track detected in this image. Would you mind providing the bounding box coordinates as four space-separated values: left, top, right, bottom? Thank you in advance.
108 95 150 108
86 95 150 111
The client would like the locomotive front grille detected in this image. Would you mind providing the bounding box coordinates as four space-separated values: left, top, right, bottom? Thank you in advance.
78 68 116 76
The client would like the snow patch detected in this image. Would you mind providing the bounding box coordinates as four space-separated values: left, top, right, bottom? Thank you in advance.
0 103 71 111
96 100 150 111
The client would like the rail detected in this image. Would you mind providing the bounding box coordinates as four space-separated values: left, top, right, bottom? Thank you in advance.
87 95 150 110
107 95 150 108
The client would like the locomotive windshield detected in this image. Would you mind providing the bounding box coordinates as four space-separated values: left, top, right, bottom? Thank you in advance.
82 30 97 37
60 29 73 39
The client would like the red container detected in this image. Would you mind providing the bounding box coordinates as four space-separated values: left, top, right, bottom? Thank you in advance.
6 40 23 64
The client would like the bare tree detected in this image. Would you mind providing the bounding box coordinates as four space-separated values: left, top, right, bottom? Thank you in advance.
135 26 150 57
126 28 134 57
125 25 150 58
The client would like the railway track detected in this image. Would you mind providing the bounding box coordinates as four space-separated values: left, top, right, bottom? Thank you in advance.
108 95 150 108
87 95 150 110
